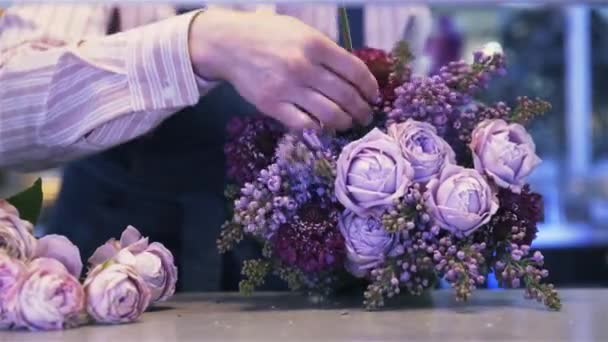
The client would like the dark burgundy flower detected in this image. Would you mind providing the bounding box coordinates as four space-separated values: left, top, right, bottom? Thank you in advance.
224 117 283 185
272 205 345 273
491 184 543 246
353 48 399 102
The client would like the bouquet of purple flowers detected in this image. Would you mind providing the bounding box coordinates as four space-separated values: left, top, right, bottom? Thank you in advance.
219 39 560 311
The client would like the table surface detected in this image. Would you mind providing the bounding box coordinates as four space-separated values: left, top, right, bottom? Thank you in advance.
1 288 606 342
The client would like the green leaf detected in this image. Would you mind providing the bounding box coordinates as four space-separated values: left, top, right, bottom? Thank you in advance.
338 5 353 52
6 178 43 225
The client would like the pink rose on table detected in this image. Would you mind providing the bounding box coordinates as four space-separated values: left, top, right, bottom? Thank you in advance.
88 226 177 303
426 164 499 237
387 119 456 183
335 128 414 217
84 250 151 324
0 252 25 329
470 119 541 193
0 200 37 261
33 234 83 278
8 258 84 331
339 211 402 278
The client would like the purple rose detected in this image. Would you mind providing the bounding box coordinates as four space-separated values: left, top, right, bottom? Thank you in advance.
387 119 456 183
335 128 414 216
470 119 541 193
88 226 177 303
339 211 402 278
0 252 25 329
7 258 85 331
84 250 151 324
33 235 83 278
426 164 499 237
0 200 37 261
132 243 177 302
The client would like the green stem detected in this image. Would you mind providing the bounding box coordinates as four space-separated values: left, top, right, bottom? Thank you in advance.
338 6 353 52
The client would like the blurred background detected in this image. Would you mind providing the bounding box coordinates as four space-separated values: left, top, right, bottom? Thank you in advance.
1 1 607 288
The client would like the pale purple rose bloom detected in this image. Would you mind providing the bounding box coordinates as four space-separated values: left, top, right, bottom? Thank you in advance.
470 119 541 193
84 250 151 324
7 258 85 331
133 243 177 302
335 128 414 217
426 164 499 237
0 252 25 329
339 210 402 277
387 119 456 183
33 235 83 279
0 200 37 261
88 226 177 303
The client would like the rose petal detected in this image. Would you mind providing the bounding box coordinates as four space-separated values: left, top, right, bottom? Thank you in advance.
34 235 83 278
88 239 120 268
119 225 143 248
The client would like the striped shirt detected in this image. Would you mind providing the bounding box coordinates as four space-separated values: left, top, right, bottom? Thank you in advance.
0 3 430 171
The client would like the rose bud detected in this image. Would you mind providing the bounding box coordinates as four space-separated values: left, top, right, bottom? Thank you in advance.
84 250 151 324
0 252 25 329
88 226 177 303
0 200 37 261
7 258 85 331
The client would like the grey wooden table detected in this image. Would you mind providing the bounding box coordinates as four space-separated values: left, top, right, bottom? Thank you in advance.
0 289 605 341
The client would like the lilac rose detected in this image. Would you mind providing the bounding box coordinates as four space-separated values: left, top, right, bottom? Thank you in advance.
0 252 25 329
132 243 177 302
0 200 37 261
388 119 456 183
84 250 151 324
88 226 177 303
339 210 402 278
7 258 85 331
470 119 541 193
335 128 414 216
33 235 83 278
426 164 499 237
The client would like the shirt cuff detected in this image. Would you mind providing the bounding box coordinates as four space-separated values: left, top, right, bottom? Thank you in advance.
125 10 216 112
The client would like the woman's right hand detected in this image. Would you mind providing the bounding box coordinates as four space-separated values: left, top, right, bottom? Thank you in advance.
188 8 379 131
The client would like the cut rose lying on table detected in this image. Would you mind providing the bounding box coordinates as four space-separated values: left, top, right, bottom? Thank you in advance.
0 203 177 331
219 41 560 310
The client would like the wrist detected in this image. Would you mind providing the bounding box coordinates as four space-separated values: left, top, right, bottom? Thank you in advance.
188 8 241 82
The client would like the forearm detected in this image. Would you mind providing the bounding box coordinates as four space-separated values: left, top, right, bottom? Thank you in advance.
0 9 215 170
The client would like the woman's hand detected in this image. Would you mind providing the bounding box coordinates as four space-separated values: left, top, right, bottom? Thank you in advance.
189 8 378 131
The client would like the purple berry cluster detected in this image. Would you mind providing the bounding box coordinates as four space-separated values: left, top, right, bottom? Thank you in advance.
388 75 464 135
438 50 506 94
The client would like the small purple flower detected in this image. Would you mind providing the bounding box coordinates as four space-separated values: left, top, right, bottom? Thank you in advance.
470 119 541 193
335 128 414 217
387 119 456 183
339 211 401 278
426 164 499 237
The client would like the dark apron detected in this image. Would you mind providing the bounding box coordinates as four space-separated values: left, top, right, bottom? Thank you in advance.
45 84 263 291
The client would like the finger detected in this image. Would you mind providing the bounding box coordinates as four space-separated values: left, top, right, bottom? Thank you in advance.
307 39 379 102
274 102 321 131
291 89 353 131
306 65 373 126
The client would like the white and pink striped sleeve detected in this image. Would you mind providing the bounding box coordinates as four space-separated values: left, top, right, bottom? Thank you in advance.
0 5 214 170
